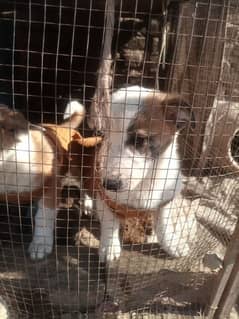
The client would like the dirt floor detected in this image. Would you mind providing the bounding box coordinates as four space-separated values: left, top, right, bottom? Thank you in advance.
0 174 238 318
0 220 218 318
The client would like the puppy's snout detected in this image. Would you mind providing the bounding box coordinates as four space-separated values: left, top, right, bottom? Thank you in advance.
103 177 122 191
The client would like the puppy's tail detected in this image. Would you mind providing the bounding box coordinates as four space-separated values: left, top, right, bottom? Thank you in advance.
62 100 86 129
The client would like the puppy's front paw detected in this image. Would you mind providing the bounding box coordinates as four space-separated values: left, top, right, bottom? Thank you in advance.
99 239 121 263
28 236 53 260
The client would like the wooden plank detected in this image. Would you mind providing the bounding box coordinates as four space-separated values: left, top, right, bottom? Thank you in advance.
166 0 228 174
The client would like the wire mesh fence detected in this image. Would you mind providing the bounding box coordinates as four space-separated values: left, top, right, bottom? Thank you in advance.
0 0 238 318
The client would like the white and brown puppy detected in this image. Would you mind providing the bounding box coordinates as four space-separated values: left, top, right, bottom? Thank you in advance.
97 86 196 262
0 101 85 260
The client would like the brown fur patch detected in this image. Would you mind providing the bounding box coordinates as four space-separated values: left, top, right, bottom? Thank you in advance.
127 92 193 158
0 106 28 149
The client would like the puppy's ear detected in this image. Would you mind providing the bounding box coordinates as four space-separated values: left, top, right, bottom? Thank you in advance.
11 111 28 130
0 105 28 131
163 95 195 130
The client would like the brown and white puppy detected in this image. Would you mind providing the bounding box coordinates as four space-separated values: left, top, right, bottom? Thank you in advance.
96 86 196 262
0 102 85 260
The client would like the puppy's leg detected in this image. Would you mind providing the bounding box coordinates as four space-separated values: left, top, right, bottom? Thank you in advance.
28 198 56 260
28 178 60 260
96 195 121 262
153 202 197 258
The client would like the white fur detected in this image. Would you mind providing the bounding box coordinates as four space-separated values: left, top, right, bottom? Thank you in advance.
64 100 85 120
28 199 56 260
0 133 43 193
96 195 121 262
29 101 86 259
103 134 182 208
0 101 85 260
84 193 93 215
153 200 197 257
0 131 55 259
97 86 194 262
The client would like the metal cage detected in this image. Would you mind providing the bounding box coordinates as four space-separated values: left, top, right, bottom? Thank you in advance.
0 0 238 318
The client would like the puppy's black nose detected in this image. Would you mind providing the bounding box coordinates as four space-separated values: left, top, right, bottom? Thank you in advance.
103 178 122 191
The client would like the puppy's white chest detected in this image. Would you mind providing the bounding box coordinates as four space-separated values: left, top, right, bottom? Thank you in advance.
0 134 43 193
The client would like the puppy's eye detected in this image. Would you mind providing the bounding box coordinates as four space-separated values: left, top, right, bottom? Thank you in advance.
126 133 149 150
135 136 146 147
8 128 16 134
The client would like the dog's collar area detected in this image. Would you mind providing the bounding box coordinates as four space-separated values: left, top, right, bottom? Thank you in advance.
96 171 160 221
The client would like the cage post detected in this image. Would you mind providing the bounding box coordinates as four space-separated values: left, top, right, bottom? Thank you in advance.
214 253 239 318
88 0 115 132
207 219 239 318
167 0 229 173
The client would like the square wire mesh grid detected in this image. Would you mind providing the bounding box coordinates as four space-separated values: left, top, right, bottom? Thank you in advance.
0 0 238 318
